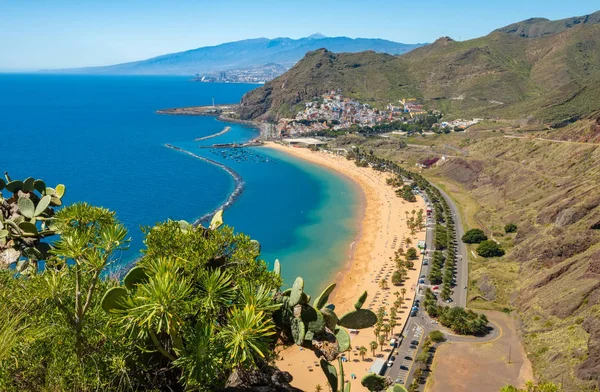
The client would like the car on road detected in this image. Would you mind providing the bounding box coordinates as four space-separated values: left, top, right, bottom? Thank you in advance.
445 298 453 303
423 259 429 265
419 279 425 284
432 285 439 290
410 309 418 317
420 274 426 278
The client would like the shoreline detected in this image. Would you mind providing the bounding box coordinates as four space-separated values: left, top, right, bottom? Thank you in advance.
263 142 427 392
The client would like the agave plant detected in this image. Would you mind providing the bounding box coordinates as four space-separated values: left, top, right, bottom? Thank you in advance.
101 210 282 387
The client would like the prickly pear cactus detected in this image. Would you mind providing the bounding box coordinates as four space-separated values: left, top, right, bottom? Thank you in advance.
334 326 351 352
288 277 305 307
101 287 129 312
291 318 306 345
321 307 339 331
354 291 368 310
0 173 65 272
301 305 326 333
338 309 378 329
313 283 336 309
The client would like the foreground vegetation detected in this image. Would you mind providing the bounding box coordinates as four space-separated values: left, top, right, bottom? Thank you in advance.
0 174 411 391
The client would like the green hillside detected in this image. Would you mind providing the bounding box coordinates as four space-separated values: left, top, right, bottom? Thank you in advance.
240 16 600 127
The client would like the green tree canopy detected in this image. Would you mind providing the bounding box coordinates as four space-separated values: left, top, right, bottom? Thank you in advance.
461 228 488 244
477 240 505 258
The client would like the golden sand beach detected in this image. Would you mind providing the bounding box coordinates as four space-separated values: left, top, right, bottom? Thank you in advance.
264 142 427 392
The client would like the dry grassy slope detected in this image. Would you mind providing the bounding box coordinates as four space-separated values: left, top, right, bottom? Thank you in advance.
240 23 600 126
426 134 600 391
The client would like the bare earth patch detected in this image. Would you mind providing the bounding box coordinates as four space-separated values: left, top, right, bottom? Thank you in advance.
426 311 533 392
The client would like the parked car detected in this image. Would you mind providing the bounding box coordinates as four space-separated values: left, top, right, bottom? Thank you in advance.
432 285 439 290
411 340 419 345
388 359 394 367
404 356 412 361
400 365 409 371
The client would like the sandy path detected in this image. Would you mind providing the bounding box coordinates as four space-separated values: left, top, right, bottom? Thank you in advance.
265 142 426 392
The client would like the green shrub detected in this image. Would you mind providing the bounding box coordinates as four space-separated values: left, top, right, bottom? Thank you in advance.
461 228 488 244
476 240 505 257
504 223 518 233
429 330 445 342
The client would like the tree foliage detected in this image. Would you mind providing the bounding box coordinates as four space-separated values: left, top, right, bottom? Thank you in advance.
461 228 488 244
477 240 505 257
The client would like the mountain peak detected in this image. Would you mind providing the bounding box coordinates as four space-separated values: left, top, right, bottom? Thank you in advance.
307 33 327 39
494 10 600 38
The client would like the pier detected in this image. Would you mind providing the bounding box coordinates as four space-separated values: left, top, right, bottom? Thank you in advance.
194 126 231 141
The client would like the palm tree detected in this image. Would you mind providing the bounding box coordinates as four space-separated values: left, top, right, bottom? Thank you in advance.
405 237 412 247
374 324 382 338
401 288 407 299
315 384 323 392
390 319 397 334
393 291 401 299
378 334 386 352
358 346 368 361
383 324 391 338
370 341 378 356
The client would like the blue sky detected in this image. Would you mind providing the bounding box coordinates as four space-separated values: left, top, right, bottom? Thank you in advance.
1 0 598 69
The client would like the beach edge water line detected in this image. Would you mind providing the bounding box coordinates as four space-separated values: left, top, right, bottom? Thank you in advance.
164 143 244 225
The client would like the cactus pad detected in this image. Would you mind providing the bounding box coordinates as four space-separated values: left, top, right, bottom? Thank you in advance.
335 326 351 352
124 266 149 289
320 358 338 392
33 179 45 194
338 309 378 329
313 283 336 310
0 178 5 191
34 195 51 217
354 291 368 310
304 330 314 342
321 307 339 331
101 287 129 313
5 180 23 194
18 222 38 235
23 178 35 192
301 305 326 333
209 209 223 230
288 277 305 307
17 197 35 219
55 184 66 198
291 318 306 346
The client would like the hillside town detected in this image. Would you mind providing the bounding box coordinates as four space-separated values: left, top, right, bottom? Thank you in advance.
275 92 480 136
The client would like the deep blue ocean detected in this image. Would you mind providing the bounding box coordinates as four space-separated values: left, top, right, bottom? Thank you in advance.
0 74 359 293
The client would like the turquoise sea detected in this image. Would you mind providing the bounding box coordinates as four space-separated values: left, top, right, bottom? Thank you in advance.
0 74 359 294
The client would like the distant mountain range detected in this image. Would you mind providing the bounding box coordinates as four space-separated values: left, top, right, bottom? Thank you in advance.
55 34 425 76
240 10 600 126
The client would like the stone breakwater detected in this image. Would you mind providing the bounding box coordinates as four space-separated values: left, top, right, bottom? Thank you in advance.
164 144 244 225
194 126 231 141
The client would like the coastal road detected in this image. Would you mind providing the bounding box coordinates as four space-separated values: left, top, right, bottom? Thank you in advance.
432 184 469 307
